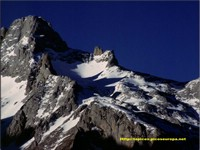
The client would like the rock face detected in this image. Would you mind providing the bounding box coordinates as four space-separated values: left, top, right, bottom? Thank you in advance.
1 15 68 81
0 27 7 41
94 46 103 56
178 79 200 99
1 16 199 150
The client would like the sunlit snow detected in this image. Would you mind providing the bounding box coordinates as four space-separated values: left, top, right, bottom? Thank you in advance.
20 137 35 150
62 116 80 132
1 76 27 119
72 60 107 78
20 36 29 45
41 111 76 142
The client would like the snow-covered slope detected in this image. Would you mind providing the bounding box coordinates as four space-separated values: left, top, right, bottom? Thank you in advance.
1 76 27 119
1 16 199 150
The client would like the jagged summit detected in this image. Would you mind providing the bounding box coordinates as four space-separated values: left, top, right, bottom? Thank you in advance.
1 16 199 150
93 46 118 66
2 15 68 51
1 16 68 80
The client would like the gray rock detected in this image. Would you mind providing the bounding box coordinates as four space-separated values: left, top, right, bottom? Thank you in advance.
1 15 68 81
93 46 103 56
106 50 118 67
178 79 200 99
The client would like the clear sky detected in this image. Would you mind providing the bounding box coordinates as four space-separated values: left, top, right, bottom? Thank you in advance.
1 1 199 82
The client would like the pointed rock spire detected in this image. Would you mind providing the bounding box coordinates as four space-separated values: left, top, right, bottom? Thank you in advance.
93 46 103 56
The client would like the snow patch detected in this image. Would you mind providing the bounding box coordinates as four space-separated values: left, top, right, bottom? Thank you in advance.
91 126 101 131
6 45 14 51
1 76 27 119
7 50 16 57
10 25 19 30
72 60 107 78
96 66 129 80
124 75 146 86
29 58 37 68
20 137 35 150
62 116 80 132
41 113 73 142
51 59 78 77
51 135 70 150
20 36 29 45
83 97 96 105
182 98 200 115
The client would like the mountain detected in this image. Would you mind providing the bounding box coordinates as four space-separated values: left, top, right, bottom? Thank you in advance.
1 16 199 150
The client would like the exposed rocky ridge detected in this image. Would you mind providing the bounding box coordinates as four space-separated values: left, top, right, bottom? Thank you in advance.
3 53 79 148
1 16 199 150
178 79 200 99
1 15 68 81
94 46 103 56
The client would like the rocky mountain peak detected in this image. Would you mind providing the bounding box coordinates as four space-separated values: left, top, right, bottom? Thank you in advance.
1 16 68 80
1 16 199 150
92 46 118 67
6 15 68 52
93 46 103 56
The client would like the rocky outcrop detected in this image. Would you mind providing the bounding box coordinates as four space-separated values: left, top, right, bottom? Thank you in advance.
105 50 119 67
6 16 68 51
178 79 200 99
94 50 118 67
52 101 198 150
177 78 200 115
75 102 149 148
26 53 56 93
93 46 103 56
1 16 68 81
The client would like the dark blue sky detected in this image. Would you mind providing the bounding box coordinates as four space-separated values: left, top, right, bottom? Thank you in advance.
1 1 199 82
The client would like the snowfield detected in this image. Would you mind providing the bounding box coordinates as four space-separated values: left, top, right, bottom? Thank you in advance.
73 60 107 78
1 76 27 119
